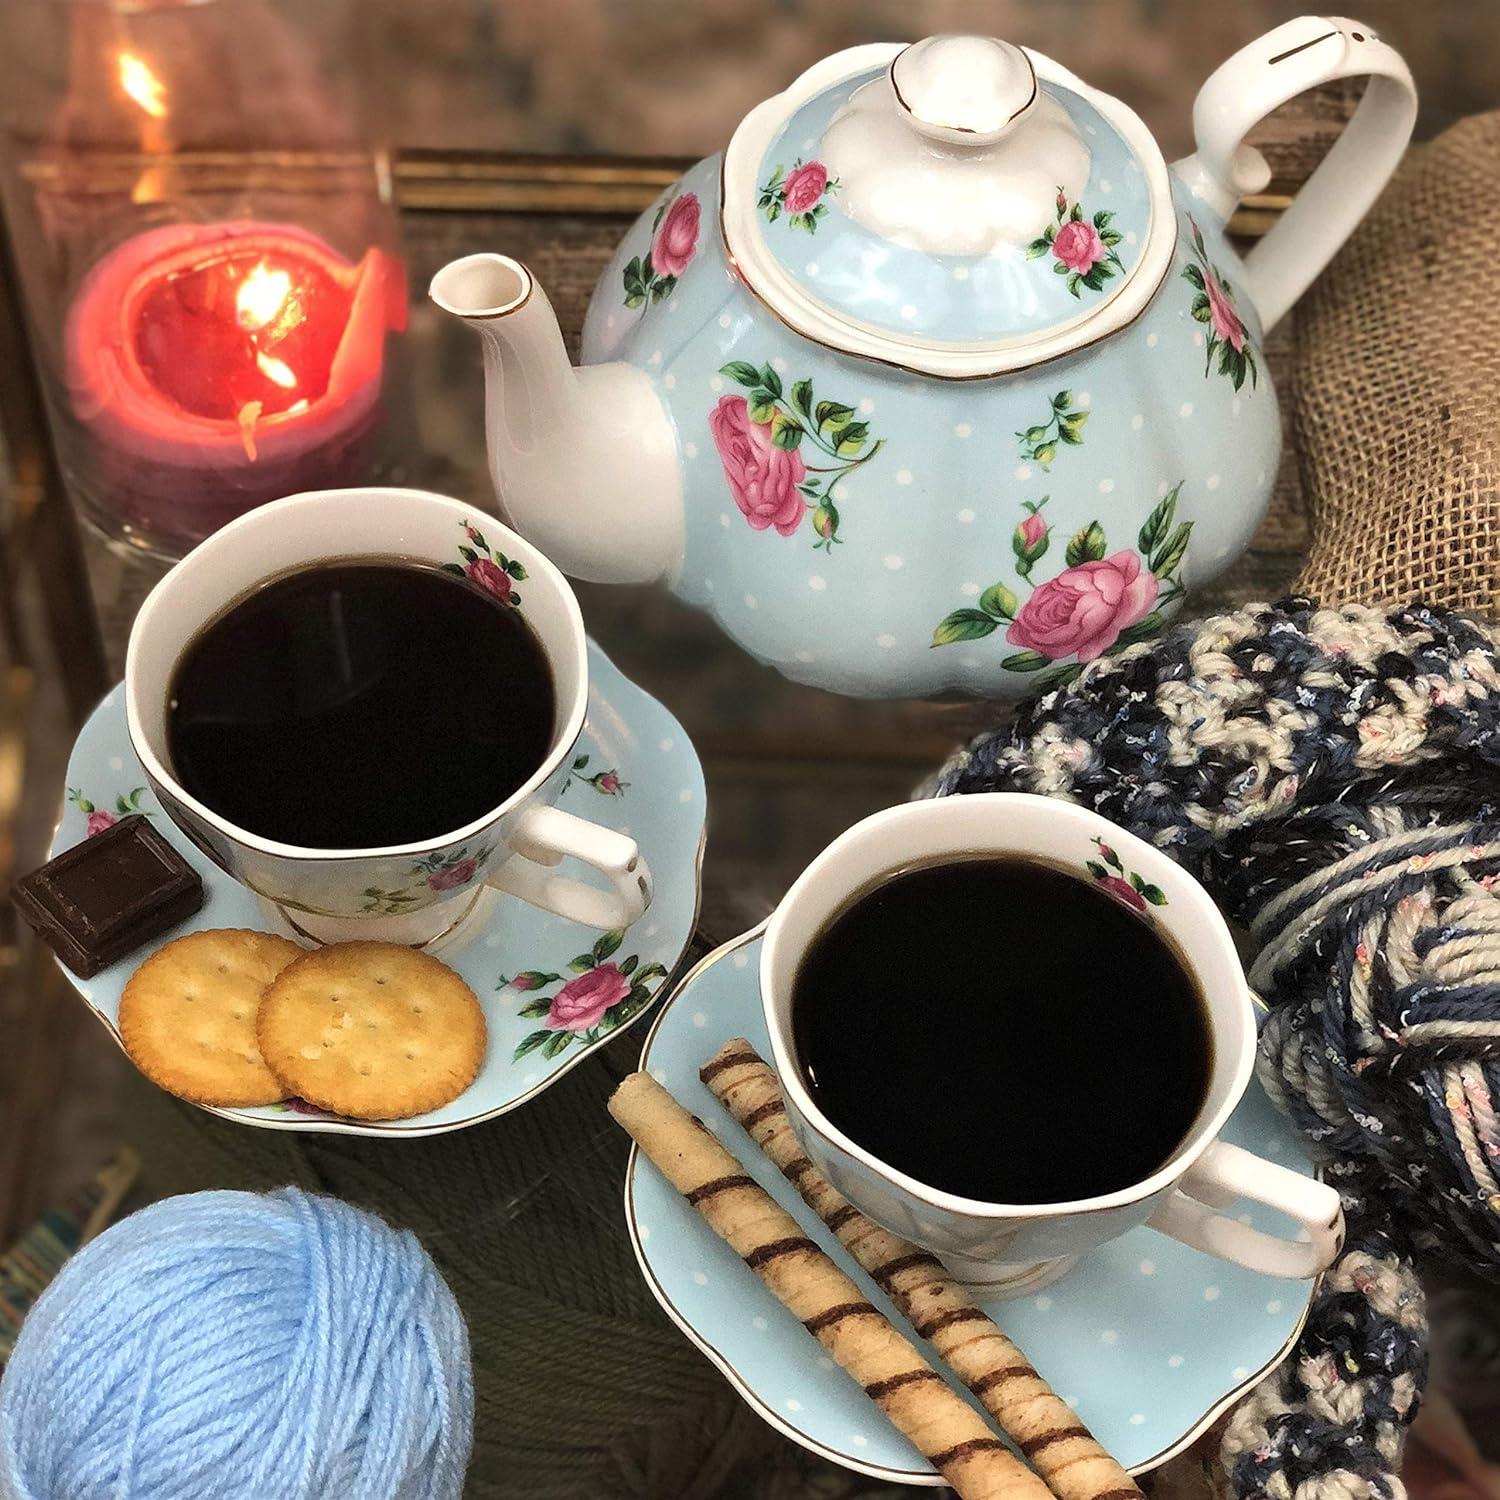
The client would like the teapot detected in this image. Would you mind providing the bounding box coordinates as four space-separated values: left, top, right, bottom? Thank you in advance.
432 18 1414 698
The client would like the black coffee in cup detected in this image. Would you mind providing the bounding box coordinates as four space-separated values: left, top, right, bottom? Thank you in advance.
166 559 556 849
791 856 1212 1204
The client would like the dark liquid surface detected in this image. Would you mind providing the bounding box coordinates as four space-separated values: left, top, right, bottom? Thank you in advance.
792 857 1211 1204
167 560 556 848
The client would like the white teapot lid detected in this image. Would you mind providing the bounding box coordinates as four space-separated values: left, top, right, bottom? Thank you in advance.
722 36 1176 379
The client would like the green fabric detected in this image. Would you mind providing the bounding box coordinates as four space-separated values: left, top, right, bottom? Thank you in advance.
122 1053 796 1498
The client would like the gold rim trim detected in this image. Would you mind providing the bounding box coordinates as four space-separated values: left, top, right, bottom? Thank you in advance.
888 41 1039 136
717 169 1174 382
625 925 1320 1485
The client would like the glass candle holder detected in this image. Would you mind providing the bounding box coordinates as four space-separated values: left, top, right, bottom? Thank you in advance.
0 0 408 559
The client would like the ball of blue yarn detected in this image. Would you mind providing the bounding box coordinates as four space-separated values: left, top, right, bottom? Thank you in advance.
0 1187 473 1500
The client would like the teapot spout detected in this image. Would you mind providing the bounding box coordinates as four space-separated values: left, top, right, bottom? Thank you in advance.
429 254 682 585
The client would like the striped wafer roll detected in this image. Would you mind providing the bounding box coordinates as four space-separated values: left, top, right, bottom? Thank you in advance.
701 1040 1144 1500
610 1071 1051 1500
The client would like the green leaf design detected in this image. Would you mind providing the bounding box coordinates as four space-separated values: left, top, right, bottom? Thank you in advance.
1140 884 1168 907
1000 650 1053 673
720 361 761 387
835 421 869 457
1137 483 1181 554
1025 239 1050 259
1086 860 1110 880
759 364 783 398
541 1032 572 1060
1065 521 1107 567
593 929 624 963
1181 261 1205 290
931 610 999 647
440 562 466 576
979 582 1018 620
505 560 528 580
636 963 668 984
568 955 594 974
747 396 778 425
518 998 551 1019
619 954 639 976
513 1029 553 1060
770 413 804 450
459 545 477 563
1058 415 1086 445
790 378 814 417
1150 520 1194 579
650 277 674 303
1114 611 1165 648
814 400 854 432
515 970 561 989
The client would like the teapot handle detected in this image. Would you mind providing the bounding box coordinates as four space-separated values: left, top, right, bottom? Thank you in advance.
1173 16 1415 332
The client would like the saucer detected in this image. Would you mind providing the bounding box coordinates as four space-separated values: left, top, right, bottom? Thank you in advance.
625 927 1317 1483
52 640 705 1137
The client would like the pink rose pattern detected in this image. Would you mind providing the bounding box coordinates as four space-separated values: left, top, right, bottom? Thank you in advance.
712 361 883 549
544 963 632 1032
1006 551 1158 663
1027 188 1124 296
509 931 669 1061
758 158 839 232
69 786 148 835
564 753 628 798
360 840 496 915
1183 216 1258 391
651 193 700 278
622 192 699 311
710 395 808 536
444 520 525 607
1086 837 1167 913
931 484 1192 688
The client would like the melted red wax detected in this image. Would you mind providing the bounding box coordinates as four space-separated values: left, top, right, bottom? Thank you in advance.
131 250 353 421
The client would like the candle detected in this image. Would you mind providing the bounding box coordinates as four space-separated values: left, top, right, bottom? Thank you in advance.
64 220 405 550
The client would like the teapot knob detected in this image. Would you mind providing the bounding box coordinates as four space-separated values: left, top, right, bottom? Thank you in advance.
889 35 1038 147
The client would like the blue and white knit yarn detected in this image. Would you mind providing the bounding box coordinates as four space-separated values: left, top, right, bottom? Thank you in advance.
932 598 1500 1500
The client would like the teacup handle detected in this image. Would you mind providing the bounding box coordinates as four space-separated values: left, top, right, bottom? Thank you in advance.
487 804 653 931
1146 1140 1344 1279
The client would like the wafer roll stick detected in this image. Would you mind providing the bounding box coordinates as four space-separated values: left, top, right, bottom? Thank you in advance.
611 1071 1051 1500
701 1040 1144 1500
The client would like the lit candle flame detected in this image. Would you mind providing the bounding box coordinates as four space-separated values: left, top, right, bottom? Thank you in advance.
118 53 168 120
255 351 298 389
236 261 292 331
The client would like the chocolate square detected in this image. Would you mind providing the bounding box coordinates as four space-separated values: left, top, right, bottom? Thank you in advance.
11 815 204 977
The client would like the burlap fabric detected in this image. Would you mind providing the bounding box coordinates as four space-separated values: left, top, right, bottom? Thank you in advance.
1293 111 1500 616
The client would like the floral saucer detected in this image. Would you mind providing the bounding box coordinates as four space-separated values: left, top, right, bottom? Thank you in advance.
625 927 1318 1484
53 640 705 1137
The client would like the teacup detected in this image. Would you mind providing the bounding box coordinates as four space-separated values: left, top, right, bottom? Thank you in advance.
125 486 652 945
761 793 1343 1294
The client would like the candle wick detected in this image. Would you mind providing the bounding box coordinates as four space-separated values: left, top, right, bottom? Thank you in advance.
237 401 264 463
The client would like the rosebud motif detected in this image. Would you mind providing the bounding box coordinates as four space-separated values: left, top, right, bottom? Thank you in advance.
812 500 840 547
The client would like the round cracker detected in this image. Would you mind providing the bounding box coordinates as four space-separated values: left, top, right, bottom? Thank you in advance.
119 929 303 1107
256 941 486 1121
